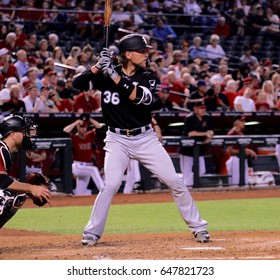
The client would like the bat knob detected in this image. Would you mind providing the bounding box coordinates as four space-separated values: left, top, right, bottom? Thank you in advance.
103 69 109 77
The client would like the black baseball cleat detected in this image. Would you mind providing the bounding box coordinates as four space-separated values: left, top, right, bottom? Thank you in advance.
133 182 145 193
194 231 210 243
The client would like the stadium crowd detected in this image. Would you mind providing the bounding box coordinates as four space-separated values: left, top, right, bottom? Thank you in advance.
0 0 280 114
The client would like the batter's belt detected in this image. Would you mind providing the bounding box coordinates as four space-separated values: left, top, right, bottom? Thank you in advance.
109 124 151 137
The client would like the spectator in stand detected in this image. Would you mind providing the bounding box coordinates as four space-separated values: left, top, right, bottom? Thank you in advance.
272 73 280 99
0 32 16 52
0 24 8 41
66 46 82 68
263 7 280 35
210 64 228 84
49 90 74 112
0 48 19 89
234 87 256 112
247 5 269 36
163 70 188 107
74 88 100 113
181 72 197 95
56 77 78 101
183 0 202 16
179 101 214 187
1 84 26 113
110 1 133 29
213 16 230 37
255 90 271 111
23 85 49 113
77 51 92 68
0 77 18 104
63 114 104 195
205 34 226 65
39 86 59 113
226 114 256 186
14 24 26 49
200 0 222 31
35 39 52 69
44 57 55 72
223 79 240 110
240 45 259 71
170 49 184 79
13 49 29 78
25 33 38 57
237 76 253 96
188 80 209 111
149 18 177 45
52 46 67 75
86 1 104 39
82 44 97 66
19 67 43 93
206 81 230 111
188 36 207 61
42 70 57 90
181 41 189 61
260 80 277 110
152 86 174 112
47 33 59 53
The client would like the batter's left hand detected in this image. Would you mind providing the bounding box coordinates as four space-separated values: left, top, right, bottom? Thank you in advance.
102 60 118 80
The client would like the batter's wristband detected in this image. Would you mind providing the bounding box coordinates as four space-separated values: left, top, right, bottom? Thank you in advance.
116 77 135 98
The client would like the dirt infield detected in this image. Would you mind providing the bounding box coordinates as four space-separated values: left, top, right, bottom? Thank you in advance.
1 188 280 260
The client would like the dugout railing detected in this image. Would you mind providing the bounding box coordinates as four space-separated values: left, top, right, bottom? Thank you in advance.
162 135 280 188
17 135 280 193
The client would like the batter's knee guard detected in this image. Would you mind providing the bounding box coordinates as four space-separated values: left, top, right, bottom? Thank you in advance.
0 190 26 229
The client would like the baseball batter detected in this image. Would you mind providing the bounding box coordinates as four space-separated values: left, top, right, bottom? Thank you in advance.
73 33 209 244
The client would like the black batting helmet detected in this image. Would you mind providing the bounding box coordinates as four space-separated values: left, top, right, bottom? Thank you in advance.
0 115 37 139
118 34 152 53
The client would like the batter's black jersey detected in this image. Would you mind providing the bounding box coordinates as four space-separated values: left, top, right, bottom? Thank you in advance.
73 66 157 129
179 113 212 156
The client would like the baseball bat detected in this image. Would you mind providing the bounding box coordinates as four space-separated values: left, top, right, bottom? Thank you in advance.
104 0 112 49
54 62 76 71
103 0 112 76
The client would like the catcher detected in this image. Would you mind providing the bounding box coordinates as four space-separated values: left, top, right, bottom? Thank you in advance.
0 114 52 229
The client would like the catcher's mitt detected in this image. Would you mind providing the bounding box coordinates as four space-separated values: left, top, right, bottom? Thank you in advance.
25 172 52 206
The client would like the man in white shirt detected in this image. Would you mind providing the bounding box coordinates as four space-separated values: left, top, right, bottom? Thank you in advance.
23 85 47 113
234 87 256 112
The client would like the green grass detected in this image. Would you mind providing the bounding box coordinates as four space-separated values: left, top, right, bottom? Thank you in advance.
4 198 280 235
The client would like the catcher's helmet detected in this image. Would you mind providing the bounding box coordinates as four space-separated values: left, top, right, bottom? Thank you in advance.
118 34 152 53
0 115 37 139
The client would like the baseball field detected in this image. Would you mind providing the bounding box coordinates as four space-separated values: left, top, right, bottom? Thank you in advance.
1 187 280 260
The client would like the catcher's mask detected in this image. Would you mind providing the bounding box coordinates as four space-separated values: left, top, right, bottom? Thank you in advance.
0 114 37 150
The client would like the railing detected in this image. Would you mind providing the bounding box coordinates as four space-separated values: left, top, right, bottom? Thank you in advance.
162 135 280 188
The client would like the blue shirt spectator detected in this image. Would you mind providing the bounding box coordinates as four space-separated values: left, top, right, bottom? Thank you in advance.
149 18 177 43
